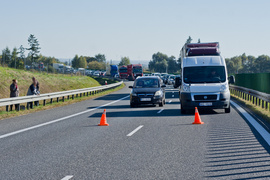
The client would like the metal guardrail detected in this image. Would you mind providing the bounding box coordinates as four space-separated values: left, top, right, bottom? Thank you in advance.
229 84 270 111
0 81 123 112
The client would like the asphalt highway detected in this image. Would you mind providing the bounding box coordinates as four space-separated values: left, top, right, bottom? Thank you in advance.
0 81 270 180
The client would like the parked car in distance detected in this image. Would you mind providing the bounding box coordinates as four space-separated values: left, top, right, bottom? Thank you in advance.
129 76 166 107
93 71 100 76
164 74 172 84
167 75 176 85
151 73 161 77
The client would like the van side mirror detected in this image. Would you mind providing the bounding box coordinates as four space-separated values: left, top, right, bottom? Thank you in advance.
174 77 182 88
128 86 133 88
229 75 235 84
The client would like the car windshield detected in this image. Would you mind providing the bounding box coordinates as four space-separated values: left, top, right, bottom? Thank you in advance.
183 66 226 83
119 69 127 73
135 78 160 88
133 68 142 73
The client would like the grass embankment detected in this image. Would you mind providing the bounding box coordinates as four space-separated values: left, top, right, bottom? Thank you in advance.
0 66 101 99
231 94 270 124
0 67 125 120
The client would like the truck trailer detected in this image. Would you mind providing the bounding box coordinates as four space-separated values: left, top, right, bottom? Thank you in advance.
127 64 143 81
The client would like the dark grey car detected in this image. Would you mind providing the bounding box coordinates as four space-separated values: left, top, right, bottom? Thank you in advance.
129 76 166 107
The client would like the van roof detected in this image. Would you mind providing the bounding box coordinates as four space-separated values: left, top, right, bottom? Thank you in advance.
183 56 225 67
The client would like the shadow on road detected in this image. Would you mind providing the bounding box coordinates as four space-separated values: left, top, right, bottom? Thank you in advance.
204 125 270 179
88 109 187 118
94 93 130 101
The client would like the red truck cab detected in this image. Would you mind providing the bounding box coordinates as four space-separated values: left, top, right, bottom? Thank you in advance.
119 65 128 79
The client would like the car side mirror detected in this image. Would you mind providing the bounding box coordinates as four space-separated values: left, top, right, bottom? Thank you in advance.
174 77 182 88
229 75 235 84
128 86 133 88
161 85 166 88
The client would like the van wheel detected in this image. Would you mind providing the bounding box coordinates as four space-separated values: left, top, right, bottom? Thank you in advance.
225 106 230 113
181 103 186 114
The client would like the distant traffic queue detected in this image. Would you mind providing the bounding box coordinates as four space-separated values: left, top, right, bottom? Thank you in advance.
107 64 143 80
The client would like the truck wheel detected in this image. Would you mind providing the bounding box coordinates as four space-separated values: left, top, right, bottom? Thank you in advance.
180 103 186 114
225 106 230 113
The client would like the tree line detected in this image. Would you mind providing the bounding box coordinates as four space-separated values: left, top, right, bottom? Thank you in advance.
226 53 270 74
71 54 106 70
148 52 179 73
0 34 62 72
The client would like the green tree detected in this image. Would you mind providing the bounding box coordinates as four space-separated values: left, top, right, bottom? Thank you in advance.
254 55 270 73
72 54 80 68
148 52 179 73
18 45 25 69
1 47 11 66
119 56 131 66
10 47 19 68
27 34 41 63
85 56 97 63
167 56 179 73
95 54 106 63
78 56 87 68
88 61 103 70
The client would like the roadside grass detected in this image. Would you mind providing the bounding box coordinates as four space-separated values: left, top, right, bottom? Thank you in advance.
231 94 270 124
0 83 125 120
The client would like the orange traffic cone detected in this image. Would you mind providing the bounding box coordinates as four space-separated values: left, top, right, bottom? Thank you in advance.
192 107 204 124
98 109 109 126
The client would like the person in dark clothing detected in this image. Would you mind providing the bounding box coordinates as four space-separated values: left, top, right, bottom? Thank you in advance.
10 79 19 110
27 77 40 108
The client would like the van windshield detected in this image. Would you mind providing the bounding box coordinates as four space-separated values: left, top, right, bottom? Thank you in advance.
183 66 226 83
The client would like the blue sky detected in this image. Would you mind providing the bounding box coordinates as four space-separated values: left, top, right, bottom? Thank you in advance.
1 0 270 61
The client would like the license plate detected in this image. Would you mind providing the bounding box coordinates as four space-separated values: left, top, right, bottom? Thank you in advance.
199 102 212 106
140 98 151 101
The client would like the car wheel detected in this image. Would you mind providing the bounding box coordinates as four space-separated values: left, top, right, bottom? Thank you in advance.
225 106 230 113
181 103 186 114
130 103 135 108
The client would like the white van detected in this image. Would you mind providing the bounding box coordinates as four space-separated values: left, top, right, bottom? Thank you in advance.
177 42 233 114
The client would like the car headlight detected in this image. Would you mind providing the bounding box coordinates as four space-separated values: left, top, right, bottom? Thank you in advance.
131 90 137 96
155 90 162 96
220 84 228 92
182 84 190 92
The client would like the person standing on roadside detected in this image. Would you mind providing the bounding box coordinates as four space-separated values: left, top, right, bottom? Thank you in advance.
10 79 19 110
32 77 40 93
27 77 40 108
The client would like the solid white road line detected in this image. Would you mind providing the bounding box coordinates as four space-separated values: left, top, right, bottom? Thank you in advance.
168 100 172 103
0 95 130 140
157 109 164 114
127 125 144 136
231 101 270 146
61 175 73 180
